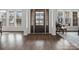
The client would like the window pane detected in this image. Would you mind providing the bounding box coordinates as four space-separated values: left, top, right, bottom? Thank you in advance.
9 11 15 26
16 11 22 26
36 12 44 25
0 10 7 26
73 12 78 26
57 11 63 24
40 20 44 25
65 12 70 26
58 11 63 17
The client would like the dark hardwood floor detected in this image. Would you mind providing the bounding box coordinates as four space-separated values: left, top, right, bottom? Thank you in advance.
24 34 79 50
0 33 79 50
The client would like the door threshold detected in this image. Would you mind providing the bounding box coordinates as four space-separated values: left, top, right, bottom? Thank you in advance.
30 33 50 34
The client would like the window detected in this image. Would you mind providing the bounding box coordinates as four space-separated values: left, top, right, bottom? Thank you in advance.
65 11 70 26
57 11 63 24
35 12 44 25
9 10 15 26
16 11 22 26
73 12 78 26
0 10 7 26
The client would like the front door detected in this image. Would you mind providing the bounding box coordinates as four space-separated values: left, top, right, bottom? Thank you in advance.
35 10 45 33
31 9 49 33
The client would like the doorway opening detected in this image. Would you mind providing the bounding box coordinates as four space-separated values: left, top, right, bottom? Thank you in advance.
30 9 49 33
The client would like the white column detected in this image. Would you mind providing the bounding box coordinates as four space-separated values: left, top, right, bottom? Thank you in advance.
49 9 52 34
28 9 30 34
24 9 30 35
52 9 56 35
78 11 79 26
26 10 28 29
23 10 27 35
25 9 29 35
49 9 56 35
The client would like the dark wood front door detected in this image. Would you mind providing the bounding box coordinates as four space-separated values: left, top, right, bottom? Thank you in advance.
35 10 45 33
31 9 49 33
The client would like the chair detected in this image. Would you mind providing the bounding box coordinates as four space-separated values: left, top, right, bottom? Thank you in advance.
60 25 67 33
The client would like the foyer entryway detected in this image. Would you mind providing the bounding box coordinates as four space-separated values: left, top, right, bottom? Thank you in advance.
30 9 49 33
